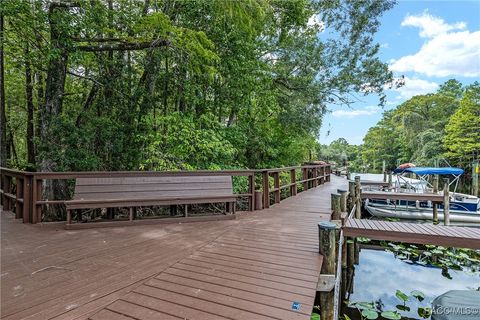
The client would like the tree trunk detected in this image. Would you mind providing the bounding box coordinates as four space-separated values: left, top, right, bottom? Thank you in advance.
40 4 71 217
25 45 36 170
0 12 9 167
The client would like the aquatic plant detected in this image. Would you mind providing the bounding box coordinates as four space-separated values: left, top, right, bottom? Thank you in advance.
345 289 432 319
381 241 480 280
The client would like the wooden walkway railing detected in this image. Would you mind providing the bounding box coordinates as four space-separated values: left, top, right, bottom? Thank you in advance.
0 164 331 224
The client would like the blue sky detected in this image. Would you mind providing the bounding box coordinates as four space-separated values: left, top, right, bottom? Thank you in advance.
319 0 480 145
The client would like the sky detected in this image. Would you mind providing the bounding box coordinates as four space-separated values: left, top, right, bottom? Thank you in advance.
319 0 480 145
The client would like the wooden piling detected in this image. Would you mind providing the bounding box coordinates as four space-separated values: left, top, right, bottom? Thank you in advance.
432 175 439 224
443 178 450 226
318 221 337 320
348 181 355 212
337 189 348 212
388 171 392 186
354 176 361 219
331 193 341 220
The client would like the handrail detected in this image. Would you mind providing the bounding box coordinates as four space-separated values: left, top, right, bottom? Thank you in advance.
1 164 331 224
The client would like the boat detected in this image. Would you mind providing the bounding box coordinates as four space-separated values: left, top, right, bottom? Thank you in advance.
432 290 480 320
363 166 480 225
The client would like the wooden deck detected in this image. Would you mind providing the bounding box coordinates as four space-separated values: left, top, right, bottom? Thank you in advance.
344 218 480 249
1 176 346 320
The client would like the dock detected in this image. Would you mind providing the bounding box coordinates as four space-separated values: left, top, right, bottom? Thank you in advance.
344 218 480 249
1 174 344 320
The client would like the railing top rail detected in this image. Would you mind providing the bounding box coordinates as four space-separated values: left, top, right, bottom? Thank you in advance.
258 164 329 173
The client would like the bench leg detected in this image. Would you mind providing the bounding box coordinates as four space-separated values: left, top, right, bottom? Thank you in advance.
67 209 71 224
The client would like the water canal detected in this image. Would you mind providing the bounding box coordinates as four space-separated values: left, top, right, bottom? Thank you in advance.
341 245 480 319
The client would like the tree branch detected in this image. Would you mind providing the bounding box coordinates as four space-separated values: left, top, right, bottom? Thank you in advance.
76 39 170 52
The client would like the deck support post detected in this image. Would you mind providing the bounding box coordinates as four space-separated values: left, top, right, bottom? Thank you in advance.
348 181 355 212
443 178 450 226
317 221 337 320
388 171 392 187
129 207 134 221
337 189 348 212
432 175 439 224
331 193 341 220
354 176 361 219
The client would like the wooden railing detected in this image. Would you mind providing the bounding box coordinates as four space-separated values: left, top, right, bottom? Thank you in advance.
0 164 330 224
260 164 331 209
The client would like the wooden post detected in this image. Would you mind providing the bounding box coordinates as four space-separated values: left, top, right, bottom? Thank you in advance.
312 167 318 187
254 190 263 210
67 209 72 225
273 172 280 203
348 181 355 212
15 178 24 219
22 175 32 223
31 178 38 223
443 178 450 226
347 239 355 267
337 189 348 212
331 193 341 220
262 170 270 209
290 168 297 196
248 174 255 211
184 204 188 217
388 171 392 187
302 167 308 191
36 179 42 222
318 221 337 320
432 175 439 224
129 207 134 221
354 176 361 219
473 160 479 197
382 160 386 182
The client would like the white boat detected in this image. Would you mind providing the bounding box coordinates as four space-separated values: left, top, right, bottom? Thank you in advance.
357 167 480 225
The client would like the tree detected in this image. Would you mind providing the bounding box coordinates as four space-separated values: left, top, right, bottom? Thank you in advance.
444 83 480 164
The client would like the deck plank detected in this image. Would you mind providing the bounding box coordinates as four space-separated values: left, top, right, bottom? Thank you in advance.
1 175 346 320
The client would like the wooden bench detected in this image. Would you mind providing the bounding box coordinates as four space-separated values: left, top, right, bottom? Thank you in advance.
65 175 236 225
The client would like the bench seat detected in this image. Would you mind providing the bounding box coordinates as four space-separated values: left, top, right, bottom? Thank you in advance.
65 175 237 225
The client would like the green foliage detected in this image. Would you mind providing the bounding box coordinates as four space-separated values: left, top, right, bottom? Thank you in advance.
444 83 480 163
361 80 480 177
318 138 362 171
2 0 394 172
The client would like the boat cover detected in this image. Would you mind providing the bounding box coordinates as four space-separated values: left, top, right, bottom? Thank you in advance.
431 290 480 320
393 167 464 175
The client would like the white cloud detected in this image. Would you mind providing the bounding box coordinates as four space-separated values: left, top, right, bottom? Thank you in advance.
388 77 439 100
401 11 466 38
332 106 381 118
390 12 480 77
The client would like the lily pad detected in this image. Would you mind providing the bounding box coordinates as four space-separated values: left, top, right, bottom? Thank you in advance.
381 311 401 320
361 309 378 319
411 290 425 302
395 290 409 302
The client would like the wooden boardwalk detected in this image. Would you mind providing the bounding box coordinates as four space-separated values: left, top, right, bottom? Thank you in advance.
344 218 480 249
1 176 346 320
